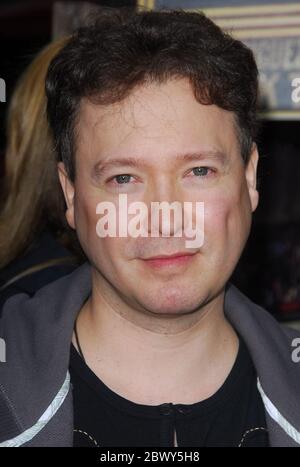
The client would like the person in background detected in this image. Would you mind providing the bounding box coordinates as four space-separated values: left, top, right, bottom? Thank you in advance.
0 38 84 308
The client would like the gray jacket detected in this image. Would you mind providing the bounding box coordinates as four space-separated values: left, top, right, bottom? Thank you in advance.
0 262 300 447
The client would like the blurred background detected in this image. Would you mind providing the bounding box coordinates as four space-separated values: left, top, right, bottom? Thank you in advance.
0 0 300 324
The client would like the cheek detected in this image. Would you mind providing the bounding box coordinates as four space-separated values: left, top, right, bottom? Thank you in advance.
73 190 131 273
203 181 252 253
73 190 102 257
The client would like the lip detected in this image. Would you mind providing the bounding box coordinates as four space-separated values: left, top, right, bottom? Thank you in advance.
141 251 198 269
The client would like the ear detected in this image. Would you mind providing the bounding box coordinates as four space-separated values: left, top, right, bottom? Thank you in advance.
58 162 76 229
245 144 259 213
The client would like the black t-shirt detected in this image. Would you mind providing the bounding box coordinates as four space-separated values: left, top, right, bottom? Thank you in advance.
69 336 269 447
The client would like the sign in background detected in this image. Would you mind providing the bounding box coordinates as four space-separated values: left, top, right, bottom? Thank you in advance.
138 0 300 120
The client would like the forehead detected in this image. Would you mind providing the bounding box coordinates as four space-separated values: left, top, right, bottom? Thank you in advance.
76 78 239 166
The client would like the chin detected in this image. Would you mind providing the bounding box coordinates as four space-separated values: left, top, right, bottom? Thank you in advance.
137 288 206 316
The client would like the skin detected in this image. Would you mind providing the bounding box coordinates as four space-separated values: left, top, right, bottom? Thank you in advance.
58 77 259 411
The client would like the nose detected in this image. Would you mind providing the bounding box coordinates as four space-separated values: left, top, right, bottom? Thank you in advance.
144 178 184 238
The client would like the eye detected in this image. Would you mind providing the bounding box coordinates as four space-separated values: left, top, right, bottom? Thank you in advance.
192 167 212 177
113 174 133 184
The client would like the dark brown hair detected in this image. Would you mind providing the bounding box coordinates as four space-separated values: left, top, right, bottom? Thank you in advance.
46 8 259 181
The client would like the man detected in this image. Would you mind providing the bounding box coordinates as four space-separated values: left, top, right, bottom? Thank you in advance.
1 8 300 447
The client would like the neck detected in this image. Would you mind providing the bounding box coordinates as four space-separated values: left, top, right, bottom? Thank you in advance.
73 270 239 406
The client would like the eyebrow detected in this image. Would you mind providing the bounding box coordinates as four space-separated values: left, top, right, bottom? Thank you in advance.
92 151 227 178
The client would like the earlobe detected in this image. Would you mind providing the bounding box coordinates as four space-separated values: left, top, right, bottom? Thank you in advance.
57 162 76 229
246 144 259 213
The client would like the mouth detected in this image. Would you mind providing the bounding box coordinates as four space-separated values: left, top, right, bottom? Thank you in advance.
141 251 198 269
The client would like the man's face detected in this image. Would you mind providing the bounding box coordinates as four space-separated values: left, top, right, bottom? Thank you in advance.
59 78 259 316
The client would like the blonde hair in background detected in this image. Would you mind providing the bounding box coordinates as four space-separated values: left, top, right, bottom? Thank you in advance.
0 37 78 269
